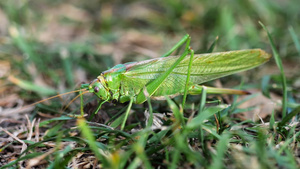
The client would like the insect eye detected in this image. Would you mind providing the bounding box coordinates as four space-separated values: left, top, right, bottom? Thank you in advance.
94 86 99 93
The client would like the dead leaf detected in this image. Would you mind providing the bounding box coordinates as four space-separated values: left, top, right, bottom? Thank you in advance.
237 89 281 121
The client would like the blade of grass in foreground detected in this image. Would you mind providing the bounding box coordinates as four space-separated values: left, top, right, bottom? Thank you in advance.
77 117 108 165
166 96 185 127
259 21 287 117
208 134 230 169
187 104 229 129
8 75 57 96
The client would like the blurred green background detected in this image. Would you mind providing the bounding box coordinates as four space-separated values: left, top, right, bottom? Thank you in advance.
0 0 299 106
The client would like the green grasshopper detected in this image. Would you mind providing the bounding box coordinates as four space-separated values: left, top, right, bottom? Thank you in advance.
78 34 271 127
22 34 270 129
20 35 271 129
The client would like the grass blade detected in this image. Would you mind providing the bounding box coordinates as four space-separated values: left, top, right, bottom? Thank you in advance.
8 75 57 96
278 106 300 127
259 21 288 117
146 96 154 128
288 26 300 55
208 134 230 169
207 36 219 53
199 86 207 113
166 96 185 126
76 117 107 164
187 104 229 129
278 130 300 154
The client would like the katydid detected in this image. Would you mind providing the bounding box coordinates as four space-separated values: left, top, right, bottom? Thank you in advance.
81 34 271 122
21 34 271 129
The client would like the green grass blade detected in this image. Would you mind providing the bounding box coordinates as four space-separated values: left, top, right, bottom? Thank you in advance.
278 130 300 155
269 110 275 130
182 48 194 110
121 98 133 130
170 149 180 169
278 106 300 127
199 86 207 112
207 36 219 53
148 129 169 144
259 21 288 117
39 116 74 127
53 145 73 168
187 104 229 129
256 129 269 168
146 96 154 128
208 134 230 169
166 96 185 126
110 113 126 128
77 117 107 164
8 76 57 96
288 26 300 55
44 122 64 139
135 49 190 103
127 157 142 169
133 140 152 168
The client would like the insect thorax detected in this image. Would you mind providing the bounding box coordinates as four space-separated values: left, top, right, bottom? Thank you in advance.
102 70 124 101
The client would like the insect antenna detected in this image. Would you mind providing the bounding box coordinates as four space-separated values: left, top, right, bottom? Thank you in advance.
62 90 89 112
18 89 87 112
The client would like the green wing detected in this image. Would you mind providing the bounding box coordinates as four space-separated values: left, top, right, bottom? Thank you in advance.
121 49 271 97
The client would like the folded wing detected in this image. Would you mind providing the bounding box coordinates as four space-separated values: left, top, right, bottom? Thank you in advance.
122 49 271 96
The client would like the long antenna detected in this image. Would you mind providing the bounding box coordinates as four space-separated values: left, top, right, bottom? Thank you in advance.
19 89 88 112
63 90 89 111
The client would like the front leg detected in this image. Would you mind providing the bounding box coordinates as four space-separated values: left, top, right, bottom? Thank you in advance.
80 83 90 116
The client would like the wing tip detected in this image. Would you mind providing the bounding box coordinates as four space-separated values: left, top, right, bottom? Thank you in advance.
256 49 272 61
